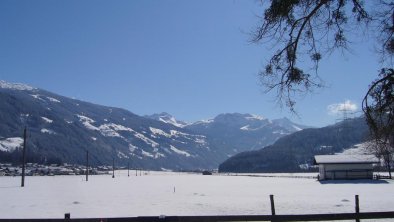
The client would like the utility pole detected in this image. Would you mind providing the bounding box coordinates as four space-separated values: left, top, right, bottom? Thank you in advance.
21 127 27 187
112 157 115 178
128 161 130 177
86 151 89 182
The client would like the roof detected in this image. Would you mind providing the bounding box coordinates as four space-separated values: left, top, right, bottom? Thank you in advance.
314 155 380 164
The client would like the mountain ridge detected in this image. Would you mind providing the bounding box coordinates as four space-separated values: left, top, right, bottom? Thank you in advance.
218 116 369 173
0 80 312 170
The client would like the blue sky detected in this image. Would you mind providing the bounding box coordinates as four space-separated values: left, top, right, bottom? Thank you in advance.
0 0 380 126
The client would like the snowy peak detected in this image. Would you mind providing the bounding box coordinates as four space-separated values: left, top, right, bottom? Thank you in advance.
188 113 308 132
0 80 35 91
210 113 269 130
214 113 266 122
272 117 309 131
145 112 188 128
185 112 311 154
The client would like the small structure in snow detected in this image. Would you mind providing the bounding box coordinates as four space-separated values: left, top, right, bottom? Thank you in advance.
202 170 212 175
314 155 379 180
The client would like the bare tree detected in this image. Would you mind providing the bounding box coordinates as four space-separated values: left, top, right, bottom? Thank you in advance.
252 0 372 111
362 68 394 177
253 0 394 174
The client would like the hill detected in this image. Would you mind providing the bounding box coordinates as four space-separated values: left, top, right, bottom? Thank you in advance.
218 117 369 172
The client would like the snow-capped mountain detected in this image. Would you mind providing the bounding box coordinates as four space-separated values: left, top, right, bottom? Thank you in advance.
145 112 188 128
0 81 215 170
0 80 311 170
185 113 310 155
0 80 35 91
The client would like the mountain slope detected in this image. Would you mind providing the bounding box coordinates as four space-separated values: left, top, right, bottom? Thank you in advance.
0 81 218 170
0 80 312 170
218 117 369 173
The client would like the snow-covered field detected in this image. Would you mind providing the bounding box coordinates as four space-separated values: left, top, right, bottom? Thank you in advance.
0 171 393 219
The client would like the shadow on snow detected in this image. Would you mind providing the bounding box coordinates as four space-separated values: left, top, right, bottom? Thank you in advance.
319 179 389 184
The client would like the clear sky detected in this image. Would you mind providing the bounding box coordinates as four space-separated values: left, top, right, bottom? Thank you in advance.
0 0 380 127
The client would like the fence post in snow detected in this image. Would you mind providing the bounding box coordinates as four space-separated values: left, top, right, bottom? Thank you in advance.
355 195 360 222
270 194 276 216
86 150 89 182
64 213 70 220
21 127 27 187
111 157 115 178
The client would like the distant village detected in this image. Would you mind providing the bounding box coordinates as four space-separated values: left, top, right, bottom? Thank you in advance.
0 163 112 176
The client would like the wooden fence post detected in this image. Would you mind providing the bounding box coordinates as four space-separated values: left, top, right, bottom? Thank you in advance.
270 194 276 222
270 195 276 215
355 195 360 222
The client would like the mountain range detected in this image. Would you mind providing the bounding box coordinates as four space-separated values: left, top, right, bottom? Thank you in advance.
0 80 309 170
218 116 370 173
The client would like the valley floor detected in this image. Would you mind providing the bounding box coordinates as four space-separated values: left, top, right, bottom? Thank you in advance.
0 171 393 219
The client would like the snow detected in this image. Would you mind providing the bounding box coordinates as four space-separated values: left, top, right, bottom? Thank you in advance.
134 132 159 148
0 80 35 91
154 152 166 159
41 117 53 123
76 115 99 131
76 116 159 148
194 137 207 145
117 151 128 159
0 172 393 219
30 94 45 101
292 125 303 131
337 142 373 156
314 155 379 164
97 124 124 138
193 119 214 125
245 114 265 121
240 125 265 131
240 125 250 130
141 150 154 158
273 130 289 135
170 145 191 157
150 127 171 138
158 116 186 128
170 130 191 138
0 137 23 152
129 144 138 153
47 97 61 103
41 128 56 135
101 123 133 132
